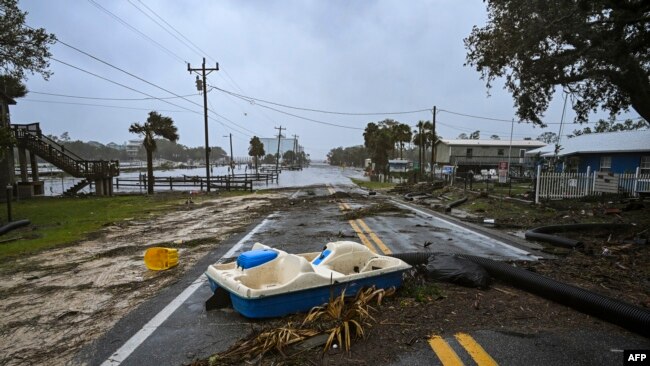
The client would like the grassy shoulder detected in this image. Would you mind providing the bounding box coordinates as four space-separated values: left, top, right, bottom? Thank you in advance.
0 191 248 260
350 178 395 190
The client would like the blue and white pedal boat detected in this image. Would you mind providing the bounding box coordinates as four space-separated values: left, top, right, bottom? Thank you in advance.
204 241 411 318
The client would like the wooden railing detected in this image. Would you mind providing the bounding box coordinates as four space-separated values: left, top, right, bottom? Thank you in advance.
12 123 120 179
449 155 534 166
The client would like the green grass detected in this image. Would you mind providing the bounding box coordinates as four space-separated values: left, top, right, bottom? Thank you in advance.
488 183 532 196
350 178 395 190
401 280 444 303
463 181 533 197
0 191 248 260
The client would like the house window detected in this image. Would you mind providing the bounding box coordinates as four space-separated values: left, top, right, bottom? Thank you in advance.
641 156 650 174
600 156 612 172
519 149 526 158
497 149 504 156
466 148 473 158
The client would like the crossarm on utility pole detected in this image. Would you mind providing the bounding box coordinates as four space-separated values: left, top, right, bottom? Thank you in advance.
187 58 219 192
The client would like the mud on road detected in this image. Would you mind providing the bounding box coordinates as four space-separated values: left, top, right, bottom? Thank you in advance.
0 192 283 366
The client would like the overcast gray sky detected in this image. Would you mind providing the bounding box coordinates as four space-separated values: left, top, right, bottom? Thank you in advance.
13 0 640 160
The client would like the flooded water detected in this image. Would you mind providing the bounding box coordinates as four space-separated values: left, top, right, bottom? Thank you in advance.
40 163 366 196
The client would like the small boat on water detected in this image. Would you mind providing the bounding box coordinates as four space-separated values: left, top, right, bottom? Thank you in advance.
204 241 411 318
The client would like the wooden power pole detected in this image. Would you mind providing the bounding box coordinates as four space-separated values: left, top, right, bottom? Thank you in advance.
292 134 299 166
188 57 218 192
275 126 285 172
431 106 436 179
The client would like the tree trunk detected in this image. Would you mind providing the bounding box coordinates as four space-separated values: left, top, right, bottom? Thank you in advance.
622 59 650 123
431 137 435 179
628 83 650 123
146 148 154 195
254 156 258 173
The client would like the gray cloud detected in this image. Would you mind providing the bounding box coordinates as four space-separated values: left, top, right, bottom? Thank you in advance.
13 0 638 159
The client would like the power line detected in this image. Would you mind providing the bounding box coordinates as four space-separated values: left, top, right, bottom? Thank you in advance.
206 97 253 137
134 0 213 63
21 98 190 112
86 0 186 64
217 87 365 130
52 57 172 103
438 108 644 125
130 0 266 125
127 0 203 60
436 120 526 138
118 2 278 124
214 86 433 116
29 91 199 101
53 38 255 135
50 57 251 137
83 1 255 131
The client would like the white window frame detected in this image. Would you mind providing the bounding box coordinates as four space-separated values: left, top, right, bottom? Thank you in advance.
641 156 650 174
600 156 612 172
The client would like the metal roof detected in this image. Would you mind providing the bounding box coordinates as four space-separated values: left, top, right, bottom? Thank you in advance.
437 139 546 147
526 129 650 157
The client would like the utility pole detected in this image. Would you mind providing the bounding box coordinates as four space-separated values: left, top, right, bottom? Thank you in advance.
188 57 218 192
292 134 298 166
419 123 423 176
508 118 514 176
431 106 437 180
223 133 234 176
275 126 285 173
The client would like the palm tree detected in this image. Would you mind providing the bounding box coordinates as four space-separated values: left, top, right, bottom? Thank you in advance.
391 123 412 159
248 136 265 173
129 111 179 194
413 120 432 174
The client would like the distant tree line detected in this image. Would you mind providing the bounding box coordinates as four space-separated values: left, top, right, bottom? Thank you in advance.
326 119 443 175
39 131 227 163
327 146 369 167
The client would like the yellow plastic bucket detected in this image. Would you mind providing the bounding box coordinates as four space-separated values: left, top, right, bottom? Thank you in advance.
144 247 179 271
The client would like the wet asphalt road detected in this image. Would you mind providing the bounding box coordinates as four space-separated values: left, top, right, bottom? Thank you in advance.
77 171 649 365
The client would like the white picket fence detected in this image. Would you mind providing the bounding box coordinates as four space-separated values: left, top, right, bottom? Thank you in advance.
535 166 650 203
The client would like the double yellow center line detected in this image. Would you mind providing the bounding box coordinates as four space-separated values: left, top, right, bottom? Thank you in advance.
327 186 391 255
327 187 498 364
429 333 498 365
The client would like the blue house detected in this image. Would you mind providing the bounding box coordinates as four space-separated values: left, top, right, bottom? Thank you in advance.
526 130 650 174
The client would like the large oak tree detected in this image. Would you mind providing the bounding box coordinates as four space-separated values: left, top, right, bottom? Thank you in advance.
465 1 650 125
363 120 395 176
0 0 56 81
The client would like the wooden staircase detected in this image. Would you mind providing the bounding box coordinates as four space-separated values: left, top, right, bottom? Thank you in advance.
12 123 120 183
64 179 90 196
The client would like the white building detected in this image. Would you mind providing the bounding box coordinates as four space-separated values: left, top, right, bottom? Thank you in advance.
126 139 142 157
259 137 302 158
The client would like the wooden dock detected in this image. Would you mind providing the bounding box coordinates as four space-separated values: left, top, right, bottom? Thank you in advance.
114 172 279 192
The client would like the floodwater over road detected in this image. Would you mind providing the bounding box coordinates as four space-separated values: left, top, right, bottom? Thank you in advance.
40 163 366 195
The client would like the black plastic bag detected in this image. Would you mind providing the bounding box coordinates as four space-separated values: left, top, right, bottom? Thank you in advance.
425 254 491 289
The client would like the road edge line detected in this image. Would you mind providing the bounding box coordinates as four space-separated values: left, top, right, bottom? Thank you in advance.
390 199 534 258
101 213 276 366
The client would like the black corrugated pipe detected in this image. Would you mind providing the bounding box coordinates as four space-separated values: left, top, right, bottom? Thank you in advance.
391 251 650 337
389 252 431 266
403 192 432 201
445 197 468 213
525 223 636 248
0 219 30 236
